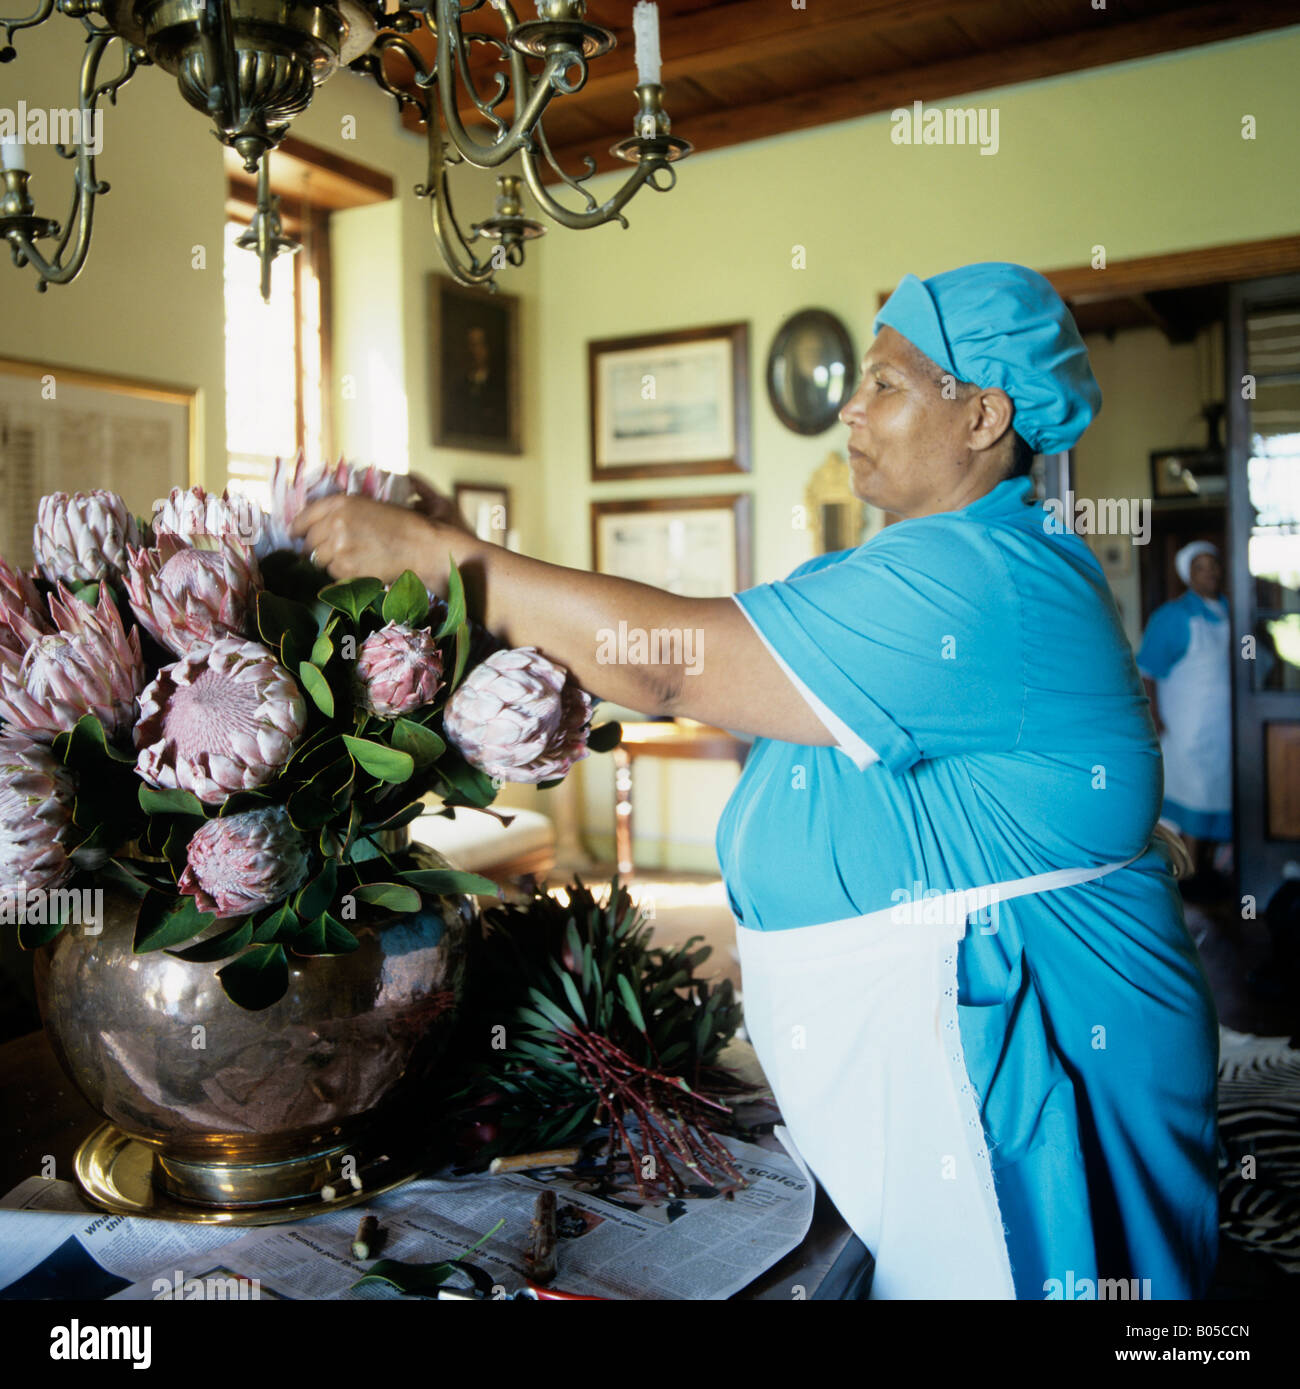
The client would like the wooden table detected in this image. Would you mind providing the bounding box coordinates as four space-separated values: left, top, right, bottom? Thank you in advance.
0 1026 854 1299
612 720 750 875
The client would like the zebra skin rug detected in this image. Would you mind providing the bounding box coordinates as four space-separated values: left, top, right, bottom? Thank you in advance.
1217 1027 1300 1279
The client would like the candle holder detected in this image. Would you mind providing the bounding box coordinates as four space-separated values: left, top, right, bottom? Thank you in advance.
508 0 613 59
470 174 546 268
611 83 692 165
0 169 61 255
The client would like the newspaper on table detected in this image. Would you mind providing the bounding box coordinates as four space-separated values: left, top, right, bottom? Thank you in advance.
0 1129 814 1301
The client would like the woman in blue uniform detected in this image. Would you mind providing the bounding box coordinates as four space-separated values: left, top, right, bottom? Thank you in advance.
1138 541 1232 887
295 262 1221 1300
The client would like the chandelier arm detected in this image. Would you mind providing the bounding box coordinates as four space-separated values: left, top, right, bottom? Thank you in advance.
434 0 575 169
4 31 145 287
415 96 497 289
354 33 436 125
0 0 53 51
517 140 656 232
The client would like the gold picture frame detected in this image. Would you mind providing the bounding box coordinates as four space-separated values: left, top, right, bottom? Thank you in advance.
0 356 199 567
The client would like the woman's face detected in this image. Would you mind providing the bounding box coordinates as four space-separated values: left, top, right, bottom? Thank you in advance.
838 326 980 517
1188 552 1223 598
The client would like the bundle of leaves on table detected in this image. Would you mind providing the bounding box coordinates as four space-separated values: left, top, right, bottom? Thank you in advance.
448 877 749 1199
0 457 619 1008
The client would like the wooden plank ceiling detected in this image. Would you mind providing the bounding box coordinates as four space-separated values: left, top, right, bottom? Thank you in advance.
386 0 1300 180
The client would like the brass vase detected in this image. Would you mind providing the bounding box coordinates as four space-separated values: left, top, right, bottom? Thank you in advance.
32 841 474 1220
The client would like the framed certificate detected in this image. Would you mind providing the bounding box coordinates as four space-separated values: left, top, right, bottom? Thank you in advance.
591 494 752 597
588 323 750 480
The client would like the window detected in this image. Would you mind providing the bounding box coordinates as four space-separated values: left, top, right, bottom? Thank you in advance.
223 209 328 509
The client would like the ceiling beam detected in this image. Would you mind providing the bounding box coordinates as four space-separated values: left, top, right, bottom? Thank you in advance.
406 0 1006 131
536 0 1299 180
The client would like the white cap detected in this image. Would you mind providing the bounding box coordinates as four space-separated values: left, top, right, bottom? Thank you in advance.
1175 540 1218 586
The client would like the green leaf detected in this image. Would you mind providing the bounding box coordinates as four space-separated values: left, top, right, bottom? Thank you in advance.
558 968 587 1025
360 800 426 834
290 912 360 957
450 622 468 693
286 782 334 832
17 913 65 949
309 630 334 668
350 882 421 913
342 735 414 784
526 987 574 1032
257 591 318 668
217 943 289 1011
617 974 648 1034
298 660 335 717
133 892 216 953
294 858 338 920
252 900 299 943
382 569 431 628
435 753 497 807
70 580 100 606
434 559 466 639
397 868 500 898
319 577 385 623
351 1260 457 1296
390 719 444 768
138 785 207 819
587 721 623 754
166 917 254 962
53 713 137 767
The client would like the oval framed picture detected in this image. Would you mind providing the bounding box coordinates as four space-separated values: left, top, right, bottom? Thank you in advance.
766 309 856 436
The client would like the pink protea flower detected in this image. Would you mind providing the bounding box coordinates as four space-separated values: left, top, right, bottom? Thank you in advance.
0 583 146 741
178 806 310 918
355 621 444 719
0 556 52 657
261 452 413 556
32 489 141 586
123 532 260 655
0 731 76 892
152 484 266 556
134 638 307 804
443 646 593 783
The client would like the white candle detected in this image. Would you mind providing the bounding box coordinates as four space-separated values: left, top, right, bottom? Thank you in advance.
0 137 24 174
633 1 661 86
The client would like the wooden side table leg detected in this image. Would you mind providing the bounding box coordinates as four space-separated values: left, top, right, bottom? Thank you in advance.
613 746 634 876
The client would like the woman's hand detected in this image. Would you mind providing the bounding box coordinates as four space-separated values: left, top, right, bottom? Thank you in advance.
291 494 440 584
407 473 475 535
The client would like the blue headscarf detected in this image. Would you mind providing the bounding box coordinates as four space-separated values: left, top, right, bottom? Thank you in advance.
873 262 1101 454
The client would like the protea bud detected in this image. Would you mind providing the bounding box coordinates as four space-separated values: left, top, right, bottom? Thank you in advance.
134 638 307 804
177 806 310 918
0 731 75 892
0 583 146 741
443 646 593 783
123 532 259 655
32 490 141 586
152 485 266 556
355 622 443 719
262 452 413 556
0 556 52 657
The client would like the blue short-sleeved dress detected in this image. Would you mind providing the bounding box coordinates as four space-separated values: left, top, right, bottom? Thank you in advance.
716 476 1221 1299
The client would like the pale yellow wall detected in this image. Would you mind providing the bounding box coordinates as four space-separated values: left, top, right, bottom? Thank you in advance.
1075 324 1223 646
528 28 1300 867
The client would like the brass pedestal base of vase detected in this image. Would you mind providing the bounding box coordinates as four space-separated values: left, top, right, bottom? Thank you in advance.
74 1121 439 1225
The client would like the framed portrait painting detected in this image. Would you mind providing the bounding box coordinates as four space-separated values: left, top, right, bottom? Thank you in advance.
429 274 521 455
588 323 750 481
591 494 752 598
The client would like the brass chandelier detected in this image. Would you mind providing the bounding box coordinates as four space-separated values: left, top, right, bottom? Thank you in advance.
0 0 690 298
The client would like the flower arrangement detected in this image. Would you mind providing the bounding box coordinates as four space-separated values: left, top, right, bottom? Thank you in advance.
0 457 619 1009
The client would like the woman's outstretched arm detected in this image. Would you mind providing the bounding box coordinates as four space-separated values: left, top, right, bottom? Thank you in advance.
291 493 835 747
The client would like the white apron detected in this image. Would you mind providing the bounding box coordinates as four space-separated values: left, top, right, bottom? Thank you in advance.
1158 600 1231 818
735 854 1138 1300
